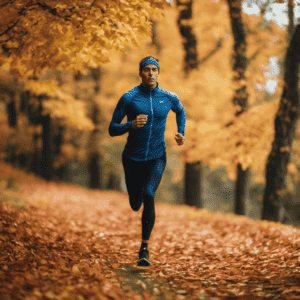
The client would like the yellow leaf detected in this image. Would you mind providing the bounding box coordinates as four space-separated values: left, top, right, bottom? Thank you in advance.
72 265 80 273
287 162 298 175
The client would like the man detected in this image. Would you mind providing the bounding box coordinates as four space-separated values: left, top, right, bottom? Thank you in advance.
109 56 186 266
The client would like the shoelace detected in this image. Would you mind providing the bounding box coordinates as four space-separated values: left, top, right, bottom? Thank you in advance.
139 248 148 258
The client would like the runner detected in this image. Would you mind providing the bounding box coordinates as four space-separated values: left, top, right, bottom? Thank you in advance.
109 56 186 266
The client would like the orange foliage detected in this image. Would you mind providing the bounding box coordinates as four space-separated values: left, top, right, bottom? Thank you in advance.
99 0 235 149
25 79 94 130
187 99 281 181
174 1 291 186
99 0 291 187
0 111 37 159
1 162 300 299
0 0 168 77
0 0 295 189
245 13 288 102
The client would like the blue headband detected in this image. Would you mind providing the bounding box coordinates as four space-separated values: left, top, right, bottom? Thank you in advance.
139 58 160 73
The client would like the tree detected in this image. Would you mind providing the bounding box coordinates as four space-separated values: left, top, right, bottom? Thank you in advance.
97 0 287 208
0 0 168 184
176 0 203 209
226 0 249 216
0 0 167 77
24 79 94 179
175 6 288 188
2 0 293 210
262 25 300 222
88 67 105 190
287 0 296 40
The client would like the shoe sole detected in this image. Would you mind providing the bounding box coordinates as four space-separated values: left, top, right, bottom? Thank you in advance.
137 258 152 266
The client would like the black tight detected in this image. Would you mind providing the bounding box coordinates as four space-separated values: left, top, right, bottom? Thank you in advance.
122 152 166 240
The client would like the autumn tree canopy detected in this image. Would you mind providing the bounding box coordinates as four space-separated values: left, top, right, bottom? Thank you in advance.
1 0 299 196
94 0 295 189
0 0 169 134
0 0 167 77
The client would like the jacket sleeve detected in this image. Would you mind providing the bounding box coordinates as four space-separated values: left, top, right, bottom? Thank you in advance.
109 95 133 137
171 94 186 136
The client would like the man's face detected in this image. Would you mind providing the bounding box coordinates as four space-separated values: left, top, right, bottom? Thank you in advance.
139 64 159 89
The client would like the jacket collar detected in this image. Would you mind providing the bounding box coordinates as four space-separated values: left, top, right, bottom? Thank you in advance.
139 83 159 95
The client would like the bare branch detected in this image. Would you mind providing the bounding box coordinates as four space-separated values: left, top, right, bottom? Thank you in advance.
0 36 15 45
247 47 261 66
197 37 224 66
0 0 16 9
26 2 73 22
0 18 21 39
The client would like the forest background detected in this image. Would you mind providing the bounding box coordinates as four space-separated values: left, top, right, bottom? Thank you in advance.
0 0 300 227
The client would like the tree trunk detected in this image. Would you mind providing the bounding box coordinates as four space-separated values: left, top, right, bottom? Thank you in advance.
30 133 42 176
25 152 35 174
89 152 104 189
185 162 202 207
107 173 121 191
90 67 101 94
235 164 249 214
17 153 26 167
176 0 198 75
5 92 17 165
40 114 54 181
227 0 248 116
262 25 300 222
176 0 203 208
227 0 249 216
7 96 17 128
20 90 32 172
53 125 65 181
288 0 295 40
88 67 104 190
73 67 104 189
26 94 43 176
20 91 30 113
89 106 104 190
269 0 296 224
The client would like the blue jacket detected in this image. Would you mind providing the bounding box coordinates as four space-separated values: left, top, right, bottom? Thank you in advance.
109 83 186 161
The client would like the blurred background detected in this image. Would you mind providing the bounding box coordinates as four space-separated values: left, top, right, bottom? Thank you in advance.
0 0 300 227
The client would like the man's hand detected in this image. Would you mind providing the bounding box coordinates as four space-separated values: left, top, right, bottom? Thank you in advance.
175 133 185 146
132 114 148 129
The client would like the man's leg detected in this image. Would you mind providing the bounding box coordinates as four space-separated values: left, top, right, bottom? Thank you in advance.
122 154 148 212
137 152 166 266
140 152 167 248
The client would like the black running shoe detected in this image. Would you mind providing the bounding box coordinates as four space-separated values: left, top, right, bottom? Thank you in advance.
137 247 152 266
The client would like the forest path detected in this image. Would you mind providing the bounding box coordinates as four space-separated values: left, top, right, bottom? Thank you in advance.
0 162 300 300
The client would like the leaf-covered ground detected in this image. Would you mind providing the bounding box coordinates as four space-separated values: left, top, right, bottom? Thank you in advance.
1 162 300 300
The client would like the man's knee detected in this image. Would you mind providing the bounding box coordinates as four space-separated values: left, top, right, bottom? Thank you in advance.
131 205 141 212
129 198 143 211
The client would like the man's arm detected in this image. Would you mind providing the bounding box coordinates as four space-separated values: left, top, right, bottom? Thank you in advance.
109 95 133 137
171 94 186 137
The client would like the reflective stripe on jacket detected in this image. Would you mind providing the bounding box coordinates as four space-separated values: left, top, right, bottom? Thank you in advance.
109 83 186 161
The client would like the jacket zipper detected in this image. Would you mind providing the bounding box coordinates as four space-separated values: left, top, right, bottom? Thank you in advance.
145 90 153 160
